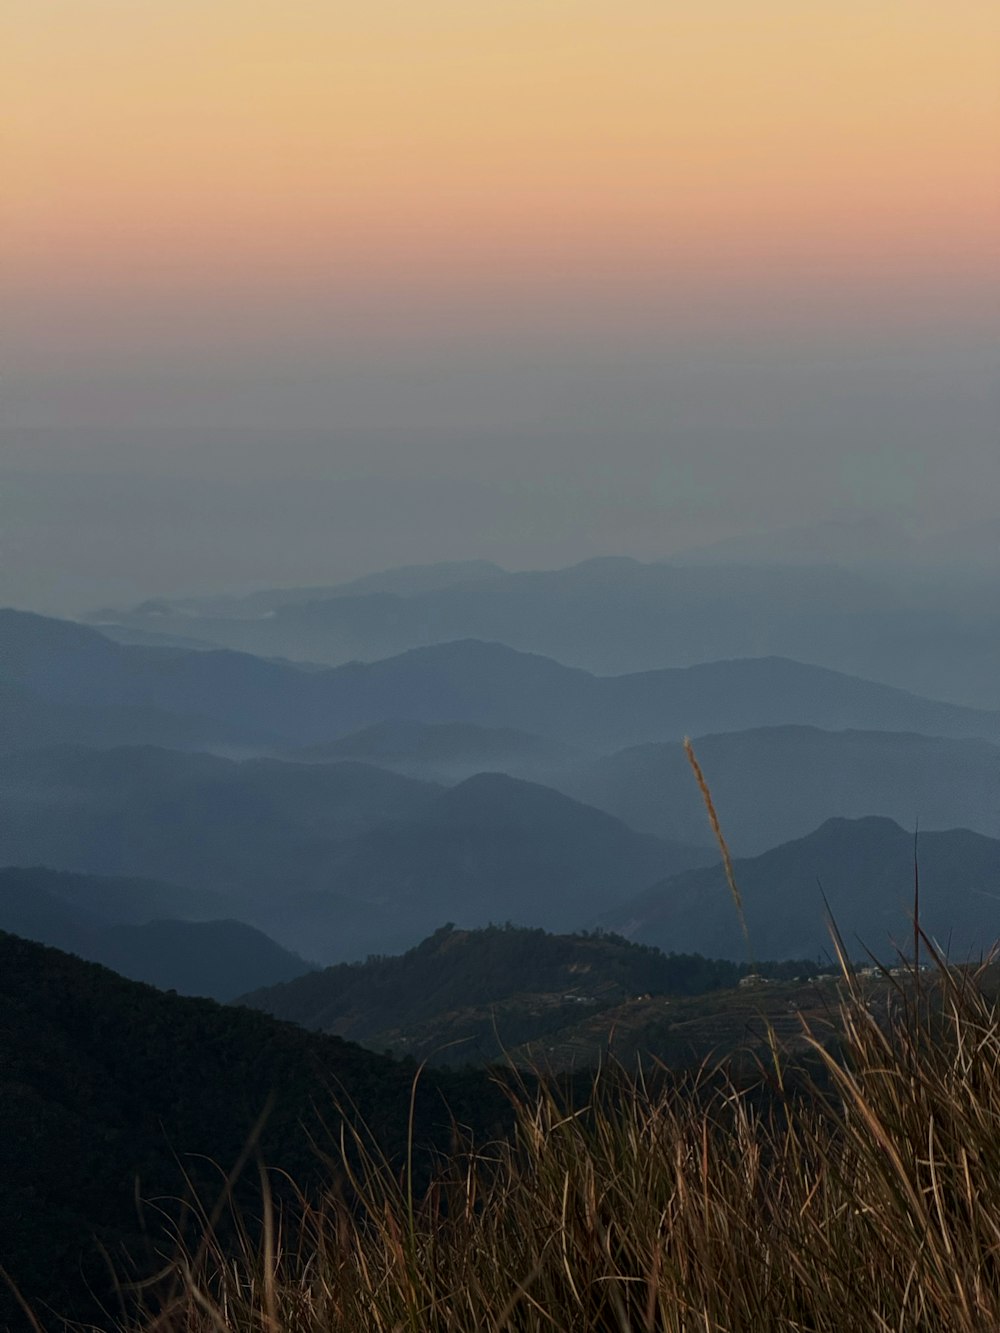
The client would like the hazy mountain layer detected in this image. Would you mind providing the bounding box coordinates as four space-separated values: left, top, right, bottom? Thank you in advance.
289 718 586 784
91 559 507 624
0 674 265 754
250 772 709 959
603 816 1000 961
0 867 313 1000
0 864 224 922
0 750 708 960
555 726 1000 855
90 556 1000 708
0 746 442 900
6 610 997 754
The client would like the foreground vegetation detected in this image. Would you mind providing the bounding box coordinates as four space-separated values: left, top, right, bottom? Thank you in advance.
114 949 1000 1333
0 933 509 1330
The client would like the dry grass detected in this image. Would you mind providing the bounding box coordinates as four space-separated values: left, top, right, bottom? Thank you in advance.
106 950 1000 1333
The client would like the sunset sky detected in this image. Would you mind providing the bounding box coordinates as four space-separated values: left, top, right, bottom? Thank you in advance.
2 2 998 606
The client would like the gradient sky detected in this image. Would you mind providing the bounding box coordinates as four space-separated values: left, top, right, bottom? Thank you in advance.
2 1 998 609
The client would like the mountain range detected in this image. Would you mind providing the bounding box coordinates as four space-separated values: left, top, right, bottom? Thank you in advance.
0 746 441 901
5 609 999 755
6 567 1000 992
603 816 1000 961
86 555 1000 708
0 749 709 960
289 718 585 784
253 771 705 959
0 866 311 1000
555 725 1000 855
283 721 1000 857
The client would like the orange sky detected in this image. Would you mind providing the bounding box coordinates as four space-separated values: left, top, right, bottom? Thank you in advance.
2 4 999 605
5 1 999 299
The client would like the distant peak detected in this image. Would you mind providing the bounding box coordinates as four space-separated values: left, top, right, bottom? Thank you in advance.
569 556 643 571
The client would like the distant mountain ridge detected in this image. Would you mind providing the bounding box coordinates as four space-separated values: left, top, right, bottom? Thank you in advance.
91 559 507 623
5 609 997 754
0 745 442 904
83 555 1000 707
0 866 312 999
0 747 709 960
603 816 1000 961
556 725 1000 855
290 719 585 783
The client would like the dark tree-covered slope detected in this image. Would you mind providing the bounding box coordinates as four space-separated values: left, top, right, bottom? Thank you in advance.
238 923 823 1067
0 932 509 1329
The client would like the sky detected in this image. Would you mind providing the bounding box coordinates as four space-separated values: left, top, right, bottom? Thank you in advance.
2 1 998 610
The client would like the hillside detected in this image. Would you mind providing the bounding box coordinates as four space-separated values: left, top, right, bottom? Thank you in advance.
603 816 1000 960
239 923 823 1066
558 725 1000 854
0 932 511 1328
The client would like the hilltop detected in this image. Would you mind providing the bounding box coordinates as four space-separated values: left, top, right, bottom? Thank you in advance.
241 923 831 1067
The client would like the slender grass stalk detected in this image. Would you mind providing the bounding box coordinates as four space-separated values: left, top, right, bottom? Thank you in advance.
683 737 753 967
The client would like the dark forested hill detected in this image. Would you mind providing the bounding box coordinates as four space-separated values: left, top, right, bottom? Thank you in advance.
0 932 509 1329
603 816 1000 961
239 923 807 1065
